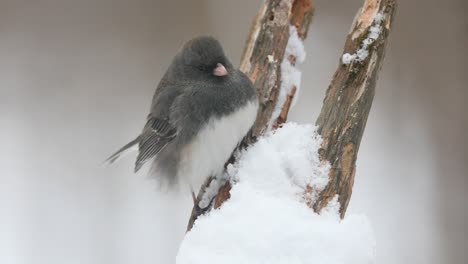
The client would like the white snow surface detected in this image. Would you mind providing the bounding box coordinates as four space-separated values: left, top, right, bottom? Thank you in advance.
341 53 357 65
270 26 306 129
176 123 376 264
342 12 385 65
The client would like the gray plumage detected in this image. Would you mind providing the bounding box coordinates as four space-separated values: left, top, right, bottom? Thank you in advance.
107 36 258 187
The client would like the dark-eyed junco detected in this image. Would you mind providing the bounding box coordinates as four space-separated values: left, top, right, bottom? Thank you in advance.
107 36 258 192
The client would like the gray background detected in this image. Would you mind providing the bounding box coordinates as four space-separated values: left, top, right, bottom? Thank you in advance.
0 0 466 263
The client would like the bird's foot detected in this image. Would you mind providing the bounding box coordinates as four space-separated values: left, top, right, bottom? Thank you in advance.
191 191 216 216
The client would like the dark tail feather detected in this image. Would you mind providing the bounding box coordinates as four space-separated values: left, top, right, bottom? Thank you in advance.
105 136 140 165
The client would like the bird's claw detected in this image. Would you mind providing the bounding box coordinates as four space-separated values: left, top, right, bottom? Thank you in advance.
191 191 216 216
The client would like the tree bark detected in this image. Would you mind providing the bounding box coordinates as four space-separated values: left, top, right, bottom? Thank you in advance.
311 0 397 218
187 0 314 232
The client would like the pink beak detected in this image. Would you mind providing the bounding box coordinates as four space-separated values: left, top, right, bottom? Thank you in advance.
213 63 228 76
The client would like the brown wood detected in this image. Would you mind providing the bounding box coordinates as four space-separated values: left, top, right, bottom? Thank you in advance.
187 0 315 232
240 0 314 140
311 0 397 218
214 182 232 209
273 85 297 129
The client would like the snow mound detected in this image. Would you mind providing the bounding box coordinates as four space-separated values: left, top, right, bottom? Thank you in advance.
177 123 375 264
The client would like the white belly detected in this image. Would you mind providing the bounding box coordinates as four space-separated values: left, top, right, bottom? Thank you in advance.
178 100 258 190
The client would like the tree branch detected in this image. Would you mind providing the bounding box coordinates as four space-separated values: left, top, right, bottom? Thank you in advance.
311 0 397 218
187 0 315 232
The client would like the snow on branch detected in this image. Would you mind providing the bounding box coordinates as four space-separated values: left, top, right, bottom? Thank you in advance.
271 25 306 129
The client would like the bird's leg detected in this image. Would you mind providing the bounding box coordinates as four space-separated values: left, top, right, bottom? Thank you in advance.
190 185 215 215
190 185 198 205
191 189 198 206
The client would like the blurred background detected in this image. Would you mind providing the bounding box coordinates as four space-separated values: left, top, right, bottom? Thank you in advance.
0 0 466 263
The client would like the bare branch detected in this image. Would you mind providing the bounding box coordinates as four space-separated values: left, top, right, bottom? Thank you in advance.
311 0 397 218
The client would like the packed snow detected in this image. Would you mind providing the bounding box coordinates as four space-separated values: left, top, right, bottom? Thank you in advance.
342 12 386 65
177 123 376 264
270 26 306 129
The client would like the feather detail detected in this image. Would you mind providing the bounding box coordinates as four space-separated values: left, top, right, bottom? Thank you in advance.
105 137 140 165
135 118 177 172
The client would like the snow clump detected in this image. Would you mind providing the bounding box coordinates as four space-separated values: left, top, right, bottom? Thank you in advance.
177 123 376 264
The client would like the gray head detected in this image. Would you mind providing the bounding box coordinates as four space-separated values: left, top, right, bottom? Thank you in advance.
169 36 234 82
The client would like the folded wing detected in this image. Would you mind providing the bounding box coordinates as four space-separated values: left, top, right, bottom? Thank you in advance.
135 117 177 172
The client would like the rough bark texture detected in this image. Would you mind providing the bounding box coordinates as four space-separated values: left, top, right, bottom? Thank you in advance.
273 85 297 129
312 0 397 218
187 0 315 232
239 0 314 139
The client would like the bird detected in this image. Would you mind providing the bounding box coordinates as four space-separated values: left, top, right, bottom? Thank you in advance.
106 36 258 202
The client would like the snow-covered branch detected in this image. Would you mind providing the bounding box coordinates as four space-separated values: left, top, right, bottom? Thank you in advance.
178 124 375 264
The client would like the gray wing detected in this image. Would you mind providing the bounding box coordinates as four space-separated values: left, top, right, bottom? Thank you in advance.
135 117 177 172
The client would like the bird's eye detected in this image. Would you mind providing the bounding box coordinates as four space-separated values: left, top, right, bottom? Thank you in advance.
197 65 207 72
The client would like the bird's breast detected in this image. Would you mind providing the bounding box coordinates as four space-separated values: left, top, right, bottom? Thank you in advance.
178 99 258 189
